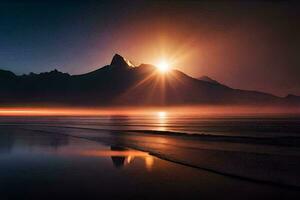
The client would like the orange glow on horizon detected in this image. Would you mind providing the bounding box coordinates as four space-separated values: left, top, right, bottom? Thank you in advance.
0 106 298 116
0 107 163 116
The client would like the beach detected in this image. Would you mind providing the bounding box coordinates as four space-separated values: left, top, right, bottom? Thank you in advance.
1 115 300 199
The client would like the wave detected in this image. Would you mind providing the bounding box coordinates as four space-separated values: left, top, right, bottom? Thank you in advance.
3 123 299 147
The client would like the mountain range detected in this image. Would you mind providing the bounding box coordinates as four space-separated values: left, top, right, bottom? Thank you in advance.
0 54 299 106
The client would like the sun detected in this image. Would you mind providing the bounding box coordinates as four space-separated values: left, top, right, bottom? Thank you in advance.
156 60 170 73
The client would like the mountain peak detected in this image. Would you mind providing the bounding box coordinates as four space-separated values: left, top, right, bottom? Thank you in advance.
198 76 220 85
110 54 135 69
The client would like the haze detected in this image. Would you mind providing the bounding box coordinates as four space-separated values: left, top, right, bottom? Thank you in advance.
0 106 299 116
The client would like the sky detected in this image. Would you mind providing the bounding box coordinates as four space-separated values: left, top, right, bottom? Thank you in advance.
0 0 299 96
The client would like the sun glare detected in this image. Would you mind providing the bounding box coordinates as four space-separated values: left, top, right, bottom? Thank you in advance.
156 60 170 73
157 111 167 118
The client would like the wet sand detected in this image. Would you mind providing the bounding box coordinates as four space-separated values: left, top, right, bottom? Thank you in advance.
1 123 300 199
6 123 300 188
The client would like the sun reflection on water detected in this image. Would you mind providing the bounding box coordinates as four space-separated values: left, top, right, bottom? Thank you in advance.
156 111 167 131
145 156 154 171
157 111 167 118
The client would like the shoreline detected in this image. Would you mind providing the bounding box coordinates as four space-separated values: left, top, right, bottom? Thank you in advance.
2 123 300 188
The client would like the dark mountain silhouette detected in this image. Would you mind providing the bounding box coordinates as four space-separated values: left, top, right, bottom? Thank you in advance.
285 94 300 105
198 76 221 85
0 54 299 106
0 69 16 79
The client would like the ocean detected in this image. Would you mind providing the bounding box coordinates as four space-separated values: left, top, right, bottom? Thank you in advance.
0 114 300 199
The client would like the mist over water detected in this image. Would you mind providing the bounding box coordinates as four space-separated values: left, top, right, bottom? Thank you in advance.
1 108 299 138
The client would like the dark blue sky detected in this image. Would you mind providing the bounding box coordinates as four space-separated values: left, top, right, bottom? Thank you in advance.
0 1 137 73
0 0 299 96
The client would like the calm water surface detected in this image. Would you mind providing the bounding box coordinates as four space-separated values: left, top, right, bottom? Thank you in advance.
1 114 300 137
0 115 300 199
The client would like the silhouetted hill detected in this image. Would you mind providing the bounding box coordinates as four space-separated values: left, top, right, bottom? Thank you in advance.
198 76 221 85
0 69 16 79
0 54 299 106
285 94 300 104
